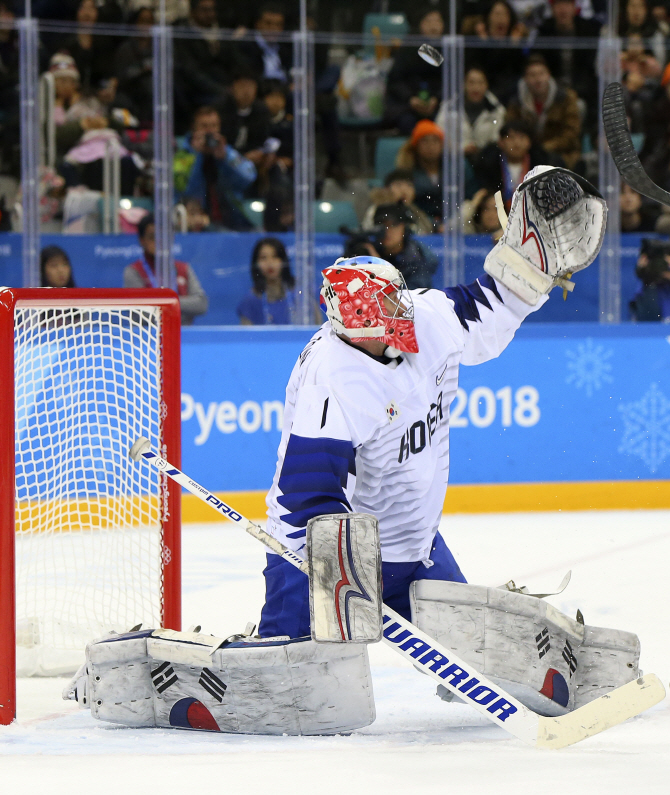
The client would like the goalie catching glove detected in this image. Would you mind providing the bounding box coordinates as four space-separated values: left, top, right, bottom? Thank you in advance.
485 166 607 305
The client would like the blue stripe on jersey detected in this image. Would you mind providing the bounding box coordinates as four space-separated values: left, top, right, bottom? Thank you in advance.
444 275 504 331
277 434 356 529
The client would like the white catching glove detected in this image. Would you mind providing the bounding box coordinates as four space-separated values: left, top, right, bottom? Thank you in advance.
484 165 608 306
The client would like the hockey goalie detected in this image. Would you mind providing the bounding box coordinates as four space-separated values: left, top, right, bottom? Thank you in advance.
66 166 643 736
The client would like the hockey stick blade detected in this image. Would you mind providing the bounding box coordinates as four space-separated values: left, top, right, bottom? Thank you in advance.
131 440 666 748
602 82 670 206
535 674 665 749
129 436 152 461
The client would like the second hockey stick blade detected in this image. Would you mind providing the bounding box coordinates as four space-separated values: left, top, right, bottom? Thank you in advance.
602 81 670 207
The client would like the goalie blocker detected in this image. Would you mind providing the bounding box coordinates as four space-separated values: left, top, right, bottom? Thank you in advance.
307 513 383 644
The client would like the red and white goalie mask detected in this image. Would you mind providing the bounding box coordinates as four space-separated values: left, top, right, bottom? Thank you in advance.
320 256 419 354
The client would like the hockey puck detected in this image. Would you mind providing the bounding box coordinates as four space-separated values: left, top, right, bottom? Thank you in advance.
418 43 443 67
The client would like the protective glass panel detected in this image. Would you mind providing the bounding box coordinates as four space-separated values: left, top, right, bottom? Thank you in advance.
172 16 299 325
30 17 157 293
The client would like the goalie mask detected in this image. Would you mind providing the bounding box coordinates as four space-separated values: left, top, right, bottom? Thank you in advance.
485 165 608 305
320 256 419 354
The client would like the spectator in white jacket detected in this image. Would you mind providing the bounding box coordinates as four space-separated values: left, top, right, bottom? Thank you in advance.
436 67 506 159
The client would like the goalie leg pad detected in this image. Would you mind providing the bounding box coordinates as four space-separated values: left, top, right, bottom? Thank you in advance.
307 513 383 643
411 580 584 716
77 629 376 735
574 624 640 708
410 581 641 715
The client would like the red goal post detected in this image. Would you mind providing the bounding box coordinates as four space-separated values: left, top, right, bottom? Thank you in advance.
0 288 182 724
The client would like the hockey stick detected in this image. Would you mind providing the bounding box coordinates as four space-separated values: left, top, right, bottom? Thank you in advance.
130 437 665 749
602 81 670 207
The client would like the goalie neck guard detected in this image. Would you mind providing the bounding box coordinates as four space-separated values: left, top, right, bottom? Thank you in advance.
320 256 419 354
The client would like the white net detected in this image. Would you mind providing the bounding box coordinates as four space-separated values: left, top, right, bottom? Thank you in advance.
14 305 164 676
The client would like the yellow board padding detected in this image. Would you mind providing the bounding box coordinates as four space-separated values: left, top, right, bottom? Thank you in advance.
16 481 670 532
15 495 161 532
442 480 670 513
181 480 670 522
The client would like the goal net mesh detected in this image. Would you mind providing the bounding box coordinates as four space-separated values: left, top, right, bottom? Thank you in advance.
14 306 164 676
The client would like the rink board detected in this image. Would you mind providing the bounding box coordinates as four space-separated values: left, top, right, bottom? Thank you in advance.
179 323 670 515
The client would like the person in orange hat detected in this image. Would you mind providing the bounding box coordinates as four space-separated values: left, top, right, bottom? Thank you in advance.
395 119 445 228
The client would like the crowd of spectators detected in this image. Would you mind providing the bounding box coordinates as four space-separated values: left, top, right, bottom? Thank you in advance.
4 1 670 321
1 1 669 234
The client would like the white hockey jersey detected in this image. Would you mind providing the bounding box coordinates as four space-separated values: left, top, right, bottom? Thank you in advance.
266 276 546 562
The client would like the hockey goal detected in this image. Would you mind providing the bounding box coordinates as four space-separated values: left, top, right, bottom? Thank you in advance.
0 288 182 724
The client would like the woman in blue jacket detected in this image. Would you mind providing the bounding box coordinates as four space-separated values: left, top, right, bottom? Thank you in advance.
237 237 296 325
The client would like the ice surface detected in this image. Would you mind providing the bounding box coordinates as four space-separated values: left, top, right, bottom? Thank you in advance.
2 510 669 794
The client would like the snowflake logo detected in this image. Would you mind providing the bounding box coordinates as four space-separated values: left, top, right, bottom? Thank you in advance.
618 383 670 473
566 338 613 397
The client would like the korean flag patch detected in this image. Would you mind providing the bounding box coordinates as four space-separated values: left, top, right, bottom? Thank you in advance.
386 401 400 423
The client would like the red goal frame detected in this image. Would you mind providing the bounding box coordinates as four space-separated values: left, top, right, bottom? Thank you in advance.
0 288 182 725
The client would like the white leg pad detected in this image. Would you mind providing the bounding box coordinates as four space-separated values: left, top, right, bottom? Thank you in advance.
410 581 641 716
78 629 376 735
574 624 640 708
411 581 584 716
87 631 157 727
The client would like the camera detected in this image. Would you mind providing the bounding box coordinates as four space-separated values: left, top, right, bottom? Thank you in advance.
204 133 218 151
637 239 670 287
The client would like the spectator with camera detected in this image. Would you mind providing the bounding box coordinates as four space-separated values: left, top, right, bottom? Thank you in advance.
124 213 208 325
175 105 256 231
631 238 670 321
362 169 434 234
371 202 438 290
